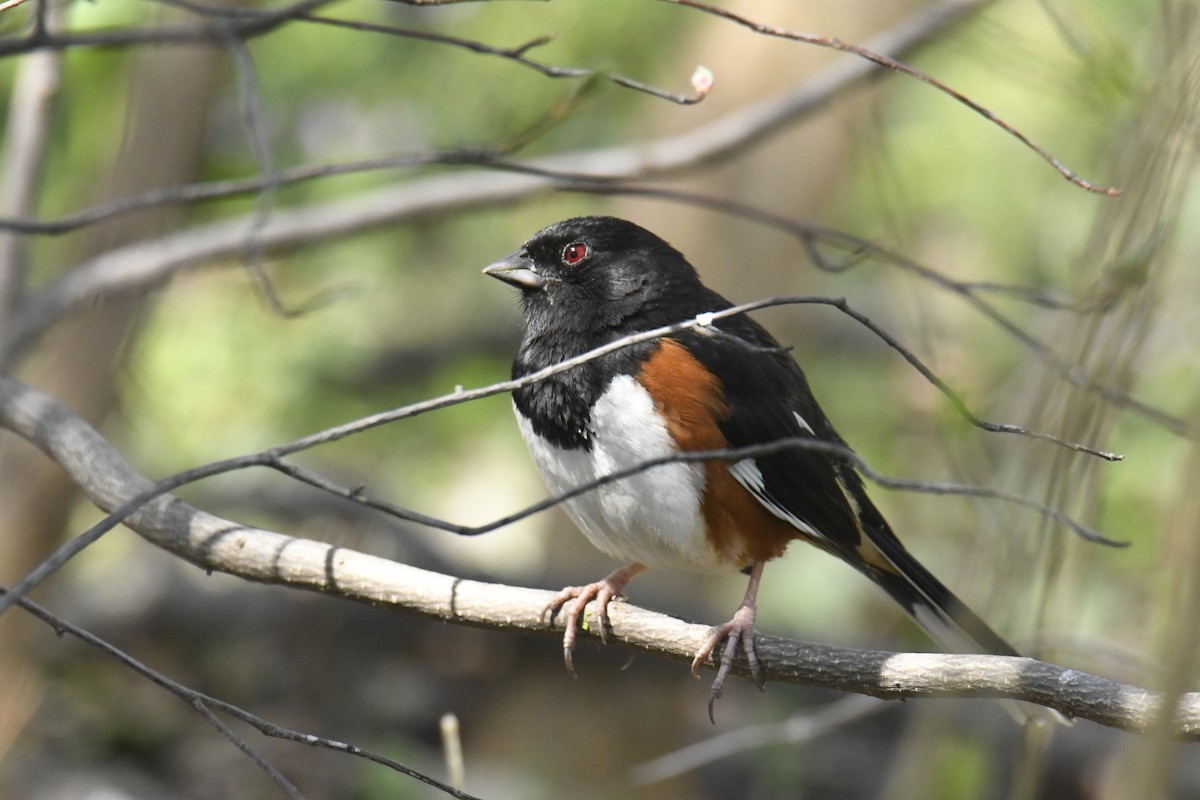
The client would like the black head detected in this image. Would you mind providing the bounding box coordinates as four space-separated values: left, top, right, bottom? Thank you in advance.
485 217 728 449
483 216 719 339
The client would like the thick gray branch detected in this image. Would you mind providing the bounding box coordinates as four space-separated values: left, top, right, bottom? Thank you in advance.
0 374 1195 738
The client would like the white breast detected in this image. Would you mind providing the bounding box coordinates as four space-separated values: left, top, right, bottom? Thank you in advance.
516 374 728 573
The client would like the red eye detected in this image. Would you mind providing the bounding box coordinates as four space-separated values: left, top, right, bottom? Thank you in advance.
561 242 588 266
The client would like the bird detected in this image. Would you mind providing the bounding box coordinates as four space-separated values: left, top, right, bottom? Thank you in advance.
483 215 1035 720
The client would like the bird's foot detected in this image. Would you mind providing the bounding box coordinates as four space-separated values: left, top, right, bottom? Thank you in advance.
540 563 645 677
691 603 762 723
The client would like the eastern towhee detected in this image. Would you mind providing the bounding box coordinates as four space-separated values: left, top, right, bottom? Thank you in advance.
485 216 1031 718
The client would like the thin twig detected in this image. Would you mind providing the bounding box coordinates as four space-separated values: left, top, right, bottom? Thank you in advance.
630 695 885 785
6 0 707 106
292 11 709 105
222 32 301 317
0 1 993 371
273 435 1124 547
1 1 965 232
0 0 985 238
2 585 484 800
189 699 308 800
0 0 62 316
661 0 1120 195
0 0 337 56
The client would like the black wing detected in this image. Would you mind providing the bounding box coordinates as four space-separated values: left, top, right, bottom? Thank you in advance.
672 316 1019 658
672 319 863 560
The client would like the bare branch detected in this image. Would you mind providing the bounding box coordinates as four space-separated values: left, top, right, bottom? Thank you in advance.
631 695 885 784
4 0 705 106
0 375 1191 736
4 586 483 800
0 0 338 57
0 0 987 366
0 0 986 239
287 10 710 105
1 3 1169 444
661 0 1120 195
189 699 308 800
274 434 1122 547
0 2 63 315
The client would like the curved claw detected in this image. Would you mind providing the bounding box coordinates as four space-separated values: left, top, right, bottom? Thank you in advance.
706 631 766 720
563 642 577 679
692 602 761 724
541 563 646 677
695 561 766 721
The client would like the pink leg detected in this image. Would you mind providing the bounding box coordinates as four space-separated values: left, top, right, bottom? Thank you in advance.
691 561 765 721
541 562 647 677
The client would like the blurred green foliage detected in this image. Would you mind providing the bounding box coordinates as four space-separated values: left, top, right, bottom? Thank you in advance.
4 0 1197 798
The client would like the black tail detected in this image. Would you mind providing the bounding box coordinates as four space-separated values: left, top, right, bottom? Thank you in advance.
818 454 1065 722
864 535 1020 658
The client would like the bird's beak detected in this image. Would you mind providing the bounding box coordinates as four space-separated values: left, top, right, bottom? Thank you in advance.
483 251 547 290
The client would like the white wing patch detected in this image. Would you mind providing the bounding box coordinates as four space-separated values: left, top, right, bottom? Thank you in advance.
728 458 824 541
793 410 815 435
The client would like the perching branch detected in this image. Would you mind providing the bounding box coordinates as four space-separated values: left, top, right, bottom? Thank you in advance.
0 367 1185 737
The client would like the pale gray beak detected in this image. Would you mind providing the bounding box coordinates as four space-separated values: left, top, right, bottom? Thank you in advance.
483 251 546 290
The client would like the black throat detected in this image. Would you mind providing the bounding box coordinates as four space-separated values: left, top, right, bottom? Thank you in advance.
511 327 655 451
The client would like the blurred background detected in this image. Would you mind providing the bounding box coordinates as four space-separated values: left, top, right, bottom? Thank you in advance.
1 0 1197 797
